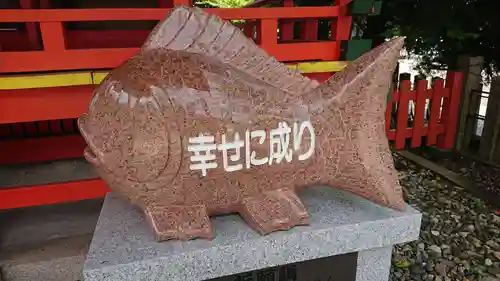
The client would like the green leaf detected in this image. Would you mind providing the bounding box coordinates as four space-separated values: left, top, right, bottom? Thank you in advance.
194 0 254 8
394 259 412 269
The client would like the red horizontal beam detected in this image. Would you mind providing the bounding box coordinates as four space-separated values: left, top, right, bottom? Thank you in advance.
0 41 338 73
0 49 139 73
271 42 339 61
0 7 339 22
1 29 334 51
0 179 110 210
65 30 149 49
386 125 446 140
0 135 86 165
390 88 449 102
0 85 95 124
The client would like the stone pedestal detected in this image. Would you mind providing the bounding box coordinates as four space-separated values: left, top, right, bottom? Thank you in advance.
83 187 421 281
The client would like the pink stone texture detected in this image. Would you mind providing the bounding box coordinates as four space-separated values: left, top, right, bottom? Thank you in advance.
78 5 405 241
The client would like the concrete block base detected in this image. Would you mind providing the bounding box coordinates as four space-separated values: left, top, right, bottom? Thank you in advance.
84 187 422 281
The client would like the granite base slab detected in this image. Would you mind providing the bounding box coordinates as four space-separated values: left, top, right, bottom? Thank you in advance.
83 187 422 281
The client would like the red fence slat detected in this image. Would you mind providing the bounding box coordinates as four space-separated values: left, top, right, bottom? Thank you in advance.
437 72 464 149
427 79 445 145
37 120 51 136
385 94 394 134
411 79 428 148
280 0 294 41
394 80 411 149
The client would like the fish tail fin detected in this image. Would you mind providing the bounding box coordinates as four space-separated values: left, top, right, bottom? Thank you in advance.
310 37 405 210
141 5 318 95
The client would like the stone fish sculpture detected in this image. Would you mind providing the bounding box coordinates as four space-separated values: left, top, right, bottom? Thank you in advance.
78 5 406 241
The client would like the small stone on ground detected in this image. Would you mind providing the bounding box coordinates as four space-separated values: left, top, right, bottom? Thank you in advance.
391 153 500 281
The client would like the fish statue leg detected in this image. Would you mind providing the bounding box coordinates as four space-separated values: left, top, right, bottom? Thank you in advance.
239 188 309 235
144 204 213 241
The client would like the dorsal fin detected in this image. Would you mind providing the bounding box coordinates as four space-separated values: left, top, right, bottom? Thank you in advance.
141 5 319 95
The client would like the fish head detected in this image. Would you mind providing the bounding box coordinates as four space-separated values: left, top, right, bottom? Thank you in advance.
78 75 182 187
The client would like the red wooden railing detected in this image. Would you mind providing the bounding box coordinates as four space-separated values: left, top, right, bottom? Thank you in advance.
0 6 343 73
386 72 464 150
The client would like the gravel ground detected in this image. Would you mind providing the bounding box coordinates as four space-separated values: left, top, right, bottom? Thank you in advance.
390 153 500 281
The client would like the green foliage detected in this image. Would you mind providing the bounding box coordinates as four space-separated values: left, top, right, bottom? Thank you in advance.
472 198 486 211
194 0 254 8
362 0 500 78
194 0 254 25
194 0 500 77
394 259 412 269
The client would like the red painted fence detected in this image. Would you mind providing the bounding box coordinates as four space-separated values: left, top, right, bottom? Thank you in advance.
385 72 463 150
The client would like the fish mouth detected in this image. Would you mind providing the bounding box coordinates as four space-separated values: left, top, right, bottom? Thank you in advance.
83 146 101 166
78 114 102 166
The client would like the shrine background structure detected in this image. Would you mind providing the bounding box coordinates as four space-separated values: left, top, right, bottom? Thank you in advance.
0 0 463 211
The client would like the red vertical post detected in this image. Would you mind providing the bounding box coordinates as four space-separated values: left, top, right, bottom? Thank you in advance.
385 92 396 139
259 19 278 51
244 21 256 41
426 79 445 146
394 80 411 149
20 0 41 50
411 79 428 148
437 75 452 149
37 0 52 90
299 0 318 42
437 72 464 149
300 20 318 41
331 0 352 60
40 22 66 51
332 0 352 40
280 0 294 41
